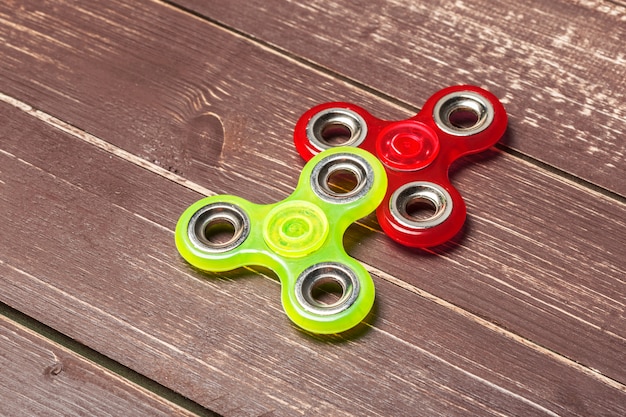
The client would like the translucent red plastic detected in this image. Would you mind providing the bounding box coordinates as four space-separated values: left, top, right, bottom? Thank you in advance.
294 85 508 248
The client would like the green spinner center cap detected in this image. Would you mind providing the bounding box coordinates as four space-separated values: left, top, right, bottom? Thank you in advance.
263 200 329 258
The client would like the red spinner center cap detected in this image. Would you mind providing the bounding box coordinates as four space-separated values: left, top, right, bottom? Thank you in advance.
376 121 439 171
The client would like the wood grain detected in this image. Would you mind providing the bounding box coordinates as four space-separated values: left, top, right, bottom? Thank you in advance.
1 101 625 416
0 314 199 417
1 0 624 385
174 0 626 196
1 0 625 415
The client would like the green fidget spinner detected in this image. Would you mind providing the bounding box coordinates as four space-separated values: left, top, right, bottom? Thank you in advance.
175 147 387 334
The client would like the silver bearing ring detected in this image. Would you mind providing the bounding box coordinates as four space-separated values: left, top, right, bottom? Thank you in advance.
306 108 368 151
433 91 494 136
390 182 453 229
295 262 360 316
187 202 250 253
310 152 373 203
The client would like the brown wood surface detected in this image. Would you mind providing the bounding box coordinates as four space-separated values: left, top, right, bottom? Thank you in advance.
0 0 625 416
0 314 198 416
177 0 626 196
1 101 624 416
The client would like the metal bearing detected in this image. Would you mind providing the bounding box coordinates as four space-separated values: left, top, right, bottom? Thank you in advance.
433 91 494 136
305 108 368 151
310 152 374 203
295 262 360 316
390 182 453 229
187 202 250 253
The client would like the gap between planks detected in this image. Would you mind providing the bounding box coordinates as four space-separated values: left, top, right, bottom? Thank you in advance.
2 91 624 394
160 0 625 204
0 302 218 417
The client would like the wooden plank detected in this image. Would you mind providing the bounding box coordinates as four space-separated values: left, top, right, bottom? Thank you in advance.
1 102 625 416
0 0 624 386
0 314 201 417
172 0 626 197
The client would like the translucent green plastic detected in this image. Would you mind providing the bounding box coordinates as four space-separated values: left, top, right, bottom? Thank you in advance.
175 147 387 334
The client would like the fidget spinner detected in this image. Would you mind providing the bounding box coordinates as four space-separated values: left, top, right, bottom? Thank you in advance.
294 85 507 247
175 147 387 334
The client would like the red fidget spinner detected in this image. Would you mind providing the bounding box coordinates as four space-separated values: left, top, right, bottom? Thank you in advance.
294 85 508 248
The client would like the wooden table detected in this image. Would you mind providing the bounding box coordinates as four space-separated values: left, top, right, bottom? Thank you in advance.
1 1 624 415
